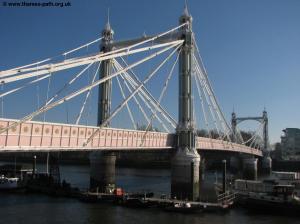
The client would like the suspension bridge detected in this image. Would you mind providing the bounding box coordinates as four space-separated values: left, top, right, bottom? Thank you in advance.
0 4 271 200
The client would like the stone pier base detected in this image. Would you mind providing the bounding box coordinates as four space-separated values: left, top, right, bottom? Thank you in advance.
229 156 241 174
260 156 272 176
242 157 258 180
171 148 200 201
89 151 116 193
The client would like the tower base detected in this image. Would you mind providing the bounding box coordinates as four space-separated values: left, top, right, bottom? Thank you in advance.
171 148 200 201
242 157 258 180
260 156 272 176
89 151 116 193
229 156 241 174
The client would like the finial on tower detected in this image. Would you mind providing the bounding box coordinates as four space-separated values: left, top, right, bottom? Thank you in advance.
104 8 111 31
179 0 192 27
183 0 189 16
102 8 114 43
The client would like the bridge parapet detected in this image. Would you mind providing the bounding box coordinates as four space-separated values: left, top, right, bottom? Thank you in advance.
195 137 262 156
0 119 262 156
0 119 173 152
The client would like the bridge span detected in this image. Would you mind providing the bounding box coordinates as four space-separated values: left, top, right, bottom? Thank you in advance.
0 118 262 156
0 3 270 200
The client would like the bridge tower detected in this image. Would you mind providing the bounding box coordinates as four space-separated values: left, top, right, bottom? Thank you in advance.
171 5 201 201
261 109 272 174
89 17 116 192
231 112 237 143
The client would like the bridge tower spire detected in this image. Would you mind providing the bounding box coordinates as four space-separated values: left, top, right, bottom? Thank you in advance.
98 11 114 126
171 5 201 201
262 109 269 151
261 109 272 174
231 111 237 143
90 15 116 192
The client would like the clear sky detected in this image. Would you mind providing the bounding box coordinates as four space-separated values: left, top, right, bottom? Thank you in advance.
0 0 299 144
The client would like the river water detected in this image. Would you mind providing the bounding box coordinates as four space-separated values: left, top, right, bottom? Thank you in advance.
0 163 299 224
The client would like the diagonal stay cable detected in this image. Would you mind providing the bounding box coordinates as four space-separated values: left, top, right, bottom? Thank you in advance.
118 57 177 128
84 43 182 146
1 40 182 84
75 62 101 124
1 23 187 81
115 68 137 129
118 72 152 125
115 62 171 131
114 60 169 132
140 49 180 146
0 42 182 135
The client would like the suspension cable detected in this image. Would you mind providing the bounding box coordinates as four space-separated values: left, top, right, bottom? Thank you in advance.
114 60 172 131
0 41 181 134
140 49 180 144
118 72 152 125
193 43 232 139
43 72 52 122
1 23 186 83
117 58 177 128
75 62 101 125
0 37 104 75
1 83 3 117
120 72 169 132
194 56 232 141
116 75 137 129
193 72 211 138
84 43 182 146
194 65 221 137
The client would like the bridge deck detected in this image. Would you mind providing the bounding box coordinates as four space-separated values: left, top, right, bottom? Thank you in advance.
0 119 262 156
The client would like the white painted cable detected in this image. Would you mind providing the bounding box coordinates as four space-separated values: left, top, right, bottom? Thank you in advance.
84 43 181 145
75 62 101 125
0 41 181 134
1 40 183 84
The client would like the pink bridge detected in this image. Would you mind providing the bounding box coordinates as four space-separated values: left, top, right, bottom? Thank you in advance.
0 119 262 156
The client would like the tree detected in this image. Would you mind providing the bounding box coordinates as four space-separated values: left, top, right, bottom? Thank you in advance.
136 123 160 132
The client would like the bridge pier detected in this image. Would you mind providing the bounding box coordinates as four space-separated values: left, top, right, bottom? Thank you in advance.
171 149 200 200
260 155 272 176
89 151 116 193
229 155 241 174
242 157 258 180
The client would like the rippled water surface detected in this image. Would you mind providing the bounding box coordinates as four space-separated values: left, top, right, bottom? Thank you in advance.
0 163 299 224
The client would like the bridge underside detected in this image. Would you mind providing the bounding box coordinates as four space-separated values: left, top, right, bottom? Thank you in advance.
0 119 262 156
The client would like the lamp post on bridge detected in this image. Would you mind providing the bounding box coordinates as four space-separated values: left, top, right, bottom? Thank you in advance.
171 4 201 201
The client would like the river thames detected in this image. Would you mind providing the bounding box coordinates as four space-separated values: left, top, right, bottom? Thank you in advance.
0 164 299 224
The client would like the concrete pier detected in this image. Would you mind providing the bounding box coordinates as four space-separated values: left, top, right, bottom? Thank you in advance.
171 149 200 200
89 151 116 192
229 156 241 174
242 157 258 180
260 156 272 175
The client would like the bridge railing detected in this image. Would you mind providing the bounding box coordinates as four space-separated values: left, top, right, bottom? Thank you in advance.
0 118 261 156
195 137 262 156
0 118 173 151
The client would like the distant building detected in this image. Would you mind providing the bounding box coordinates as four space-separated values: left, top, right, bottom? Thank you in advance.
281 128 300 160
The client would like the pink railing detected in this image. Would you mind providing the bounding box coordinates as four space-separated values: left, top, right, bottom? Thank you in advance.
0 118 262 156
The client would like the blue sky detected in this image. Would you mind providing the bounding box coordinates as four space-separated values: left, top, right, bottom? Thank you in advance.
0 0 299 143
